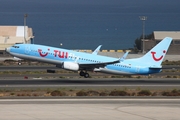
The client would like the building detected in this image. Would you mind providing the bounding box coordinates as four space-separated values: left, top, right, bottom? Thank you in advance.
143 31 180 55
0 26 34 55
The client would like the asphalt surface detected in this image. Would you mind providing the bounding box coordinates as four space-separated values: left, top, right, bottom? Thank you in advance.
0 66 180 89
0 78 180 90
0 98 180 120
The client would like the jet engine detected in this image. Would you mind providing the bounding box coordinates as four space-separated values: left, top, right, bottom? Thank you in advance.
62 62 79 71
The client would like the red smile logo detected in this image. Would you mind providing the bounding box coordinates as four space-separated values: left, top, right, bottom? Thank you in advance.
151 50 166 61
38 48 50 57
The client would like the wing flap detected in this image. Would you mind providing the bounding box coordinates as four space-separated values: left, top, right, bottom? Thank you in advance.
79 59 120 70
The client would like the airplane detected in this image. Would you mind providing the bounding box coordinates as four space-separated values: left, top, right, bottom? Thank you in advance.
5 37 172 78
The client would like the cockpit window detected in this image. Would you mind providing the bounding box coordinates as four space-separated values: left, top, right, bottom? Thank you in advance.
12 46 19 48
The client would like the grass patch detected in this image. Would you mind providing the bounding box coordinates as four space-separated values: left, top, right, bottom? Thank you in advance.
137 90 152 96
50 90 66 96
1 88 180 97
109 90 129 96
162 89 180 96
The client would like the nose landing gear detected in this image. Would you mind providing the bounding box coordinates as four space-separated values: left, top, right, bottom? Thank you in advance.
18 61 22 65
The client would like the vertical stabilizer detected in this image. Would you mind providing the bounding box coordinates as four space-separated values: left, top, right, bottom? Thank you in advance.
138 37 172 67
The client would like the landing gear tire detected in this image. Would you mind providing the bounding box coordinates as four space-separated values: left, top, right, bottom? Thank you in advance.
84 73 89 78
18 62 22 65
79 71 85 76
79 71 90 78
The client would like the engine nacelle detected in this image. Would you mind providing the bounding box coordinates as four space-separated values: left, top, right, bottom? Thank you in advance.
62 62 79 71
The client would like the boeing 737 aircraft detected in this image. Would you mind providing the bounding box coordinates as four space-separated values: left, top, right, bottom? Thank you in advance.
6 37 172 78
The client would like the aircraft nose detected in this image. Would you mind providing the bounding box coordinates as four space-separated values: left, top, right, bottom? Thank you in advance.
5 47 10 53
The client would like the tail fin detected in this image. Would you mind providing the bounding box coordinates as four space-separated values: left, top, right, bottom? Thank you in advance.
138 37 172 67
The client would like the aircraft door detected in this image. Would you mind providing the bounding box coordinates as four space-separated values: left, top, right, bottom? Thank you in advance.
25 45 31 55
136 66 140 73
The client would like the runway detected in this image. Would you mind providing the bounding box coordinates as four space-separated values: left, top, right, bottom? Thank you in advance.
0 98 179 120
0 65 180 89
0 78 180 89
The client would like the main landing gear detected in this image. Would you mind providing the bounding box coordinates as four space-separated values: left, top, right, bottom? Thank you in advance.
79 71 90 78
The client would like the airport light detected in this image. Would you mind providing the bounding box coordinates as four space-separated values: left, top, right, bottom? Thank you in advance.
24 14 28 43
139 16 147 54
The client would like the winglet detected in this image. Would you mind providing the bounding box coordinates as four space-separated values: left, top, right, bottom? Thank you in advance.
92 45 102 55
119 51 129 61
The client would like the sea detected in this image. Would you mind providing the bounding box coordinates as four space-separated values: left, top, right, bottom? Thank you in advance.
0 0 180 50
